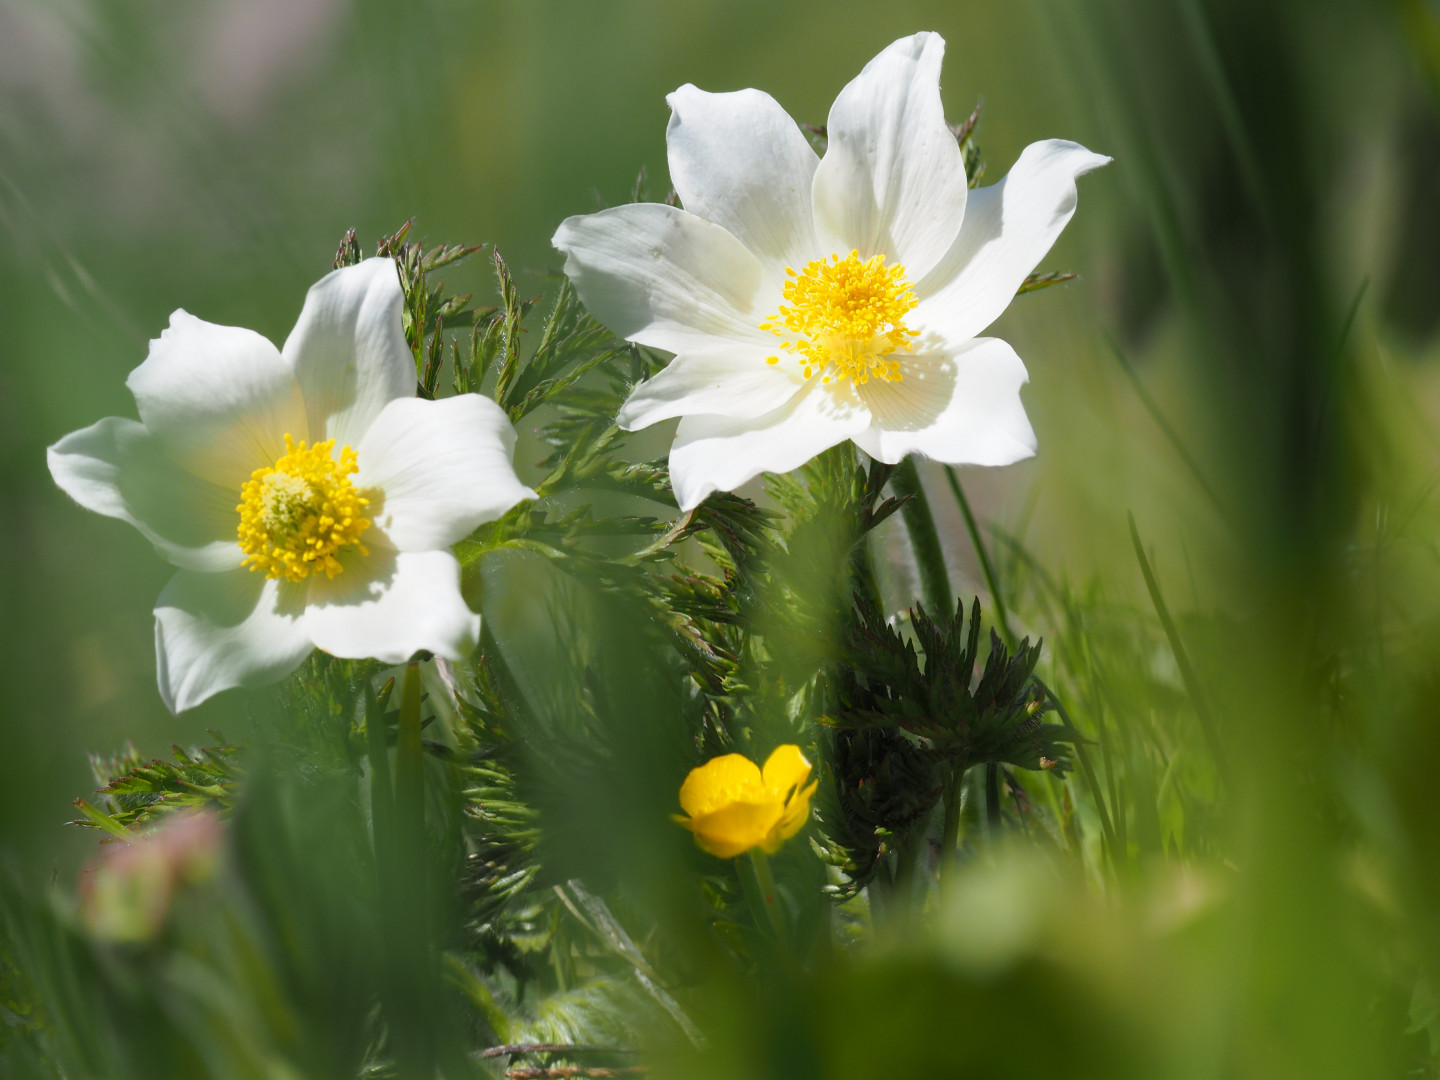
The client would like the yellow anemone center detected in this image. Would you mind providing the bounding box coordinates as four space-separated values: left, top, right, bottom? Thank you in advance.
236 434 371 582
760 250 919 385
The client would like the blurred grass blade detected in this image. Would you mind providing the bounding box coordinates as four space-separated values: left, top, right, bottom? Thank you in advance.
1128 512 1228 780
1107 335 1228 519
943 466 1013 648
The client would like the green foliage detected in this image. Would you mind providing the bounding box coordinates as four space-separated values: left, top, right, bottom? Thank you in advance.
832 596 1076 776
0 929 43 1052
72 739 242 837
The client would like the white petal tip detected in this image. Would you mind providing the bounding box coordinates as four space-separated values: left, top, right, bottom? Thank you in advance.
665 83 702 110
614 401 642 431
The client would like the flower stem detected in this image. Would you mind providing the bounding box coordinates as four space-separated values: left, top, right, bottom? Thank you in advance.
747 850 791 956
940 756 968 882
365 679 395 855
394 662 425 841
986 761 1003 839
388 662 434 1080
892 458 954 617
886 822 928 928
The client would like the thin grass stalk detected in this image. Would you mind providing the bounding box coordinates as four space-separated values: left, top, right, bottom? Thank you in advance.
1127 513 1229 780
1034 677 1119 862
943 466 1014 649
1106 337 1228 520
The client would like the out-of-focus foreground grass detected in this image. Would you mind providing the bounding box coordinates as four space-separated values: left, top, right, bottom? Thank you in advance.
4 0 1440 1077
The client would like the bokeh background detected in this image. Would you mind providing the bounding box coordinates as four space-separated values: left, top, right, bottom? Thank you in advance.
1 0 1436 916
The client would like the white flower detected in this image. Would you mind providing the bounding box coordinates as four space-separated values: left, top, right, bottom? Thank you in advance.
48 259 536 712
552 32 1109 512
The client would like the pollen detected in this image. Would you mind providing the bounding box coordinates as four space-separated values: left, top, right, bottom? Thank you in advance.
758 250 919 386
236 434 371 582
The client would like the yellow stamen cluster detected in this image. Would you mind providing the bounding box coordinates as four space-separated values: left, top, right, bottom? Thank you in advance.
759 250 919 385
236 434 371 582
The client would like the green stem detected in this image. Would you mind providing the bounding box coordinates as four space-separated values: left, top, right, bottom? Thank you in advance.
943 467 1014 649
365 682 394 851
887 823 928 926
394 663 425 836
940 758 968 882
390 662 433 1080
747 850 791 955
892 458 953 616
985 762 1003 838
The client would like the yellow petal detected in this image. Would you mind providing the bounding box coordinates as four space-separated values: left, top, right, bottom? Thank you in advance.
678 753 765 819
684 801 785 858
765 779 819 851
761 744 813 802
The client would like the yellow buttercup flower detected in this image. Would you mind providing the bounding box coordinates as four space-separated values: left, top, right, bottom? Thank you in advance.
674 745 818 858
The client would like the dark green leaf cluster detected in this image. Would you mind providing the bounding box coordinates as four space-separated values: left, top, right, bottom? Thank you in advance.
813 594 1080 893
833 594 1075 774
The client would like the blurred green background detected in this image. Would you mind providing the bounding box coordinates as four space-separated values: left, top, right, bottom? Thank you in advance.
1 0 1438 985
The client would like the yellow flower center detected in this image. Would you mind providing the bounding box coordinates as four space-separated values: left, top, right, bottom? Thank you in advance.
236 434 371 582
759 250 919 385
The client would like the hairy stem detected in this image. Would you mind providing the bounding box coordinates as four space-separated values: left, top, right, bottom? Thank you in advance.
388 662 434 1079
747 850 791 957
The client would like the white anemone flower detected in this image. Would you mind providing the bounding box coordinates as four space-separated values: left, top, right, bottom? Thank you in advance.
48 258 536 713
553 32 1109 512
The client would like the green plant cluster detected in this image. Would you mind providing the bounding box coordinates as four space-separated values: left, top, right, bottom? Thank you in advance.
0 209 1108 1078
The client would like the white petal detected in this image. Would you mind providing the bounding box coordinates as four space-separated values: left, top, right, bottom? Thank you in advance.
283 258 415 448
354 395 536 551
853 338 1036 465
913 140 1110 342
305 547 479 664
48 417 244 572
616 346 804 429
811 32 968 280
154 569 311 713
126 311 307 488
668 381 870 511
666 83 819 279
553 203 774 357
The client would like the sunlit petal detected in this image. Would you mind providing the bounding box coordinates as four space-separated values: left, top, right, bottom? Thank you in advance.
812 32 967 280
153 568 311 714
48 418 244 572
913 140 1110 341
127 311 306 489
284 258 415 449
355 395 536 551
